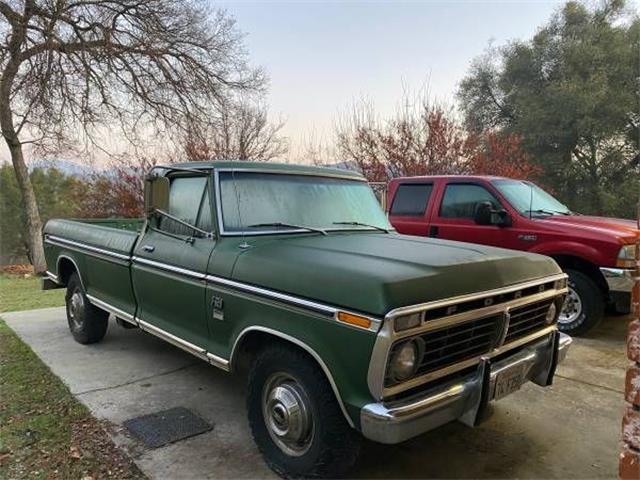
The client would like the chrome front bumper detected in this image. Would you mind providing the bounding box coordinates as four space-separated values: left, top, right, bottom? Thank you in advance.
600 267 635 293
360 331 571 444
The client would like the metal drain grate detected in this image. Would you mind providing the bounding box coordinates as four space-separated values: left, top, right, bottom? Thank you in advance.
124 407 212 448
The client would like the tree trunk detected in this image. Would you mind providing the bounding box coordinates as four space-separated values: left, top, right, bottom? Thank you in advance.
0 109 46 273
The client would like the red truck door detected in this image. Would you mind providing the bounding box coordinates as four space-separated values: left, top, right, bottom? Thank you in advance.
387 181 436 236
428 180 512 247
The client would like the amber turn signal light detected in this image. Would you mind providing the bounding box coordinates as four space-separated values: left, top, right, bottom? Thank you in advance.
337 311 371 329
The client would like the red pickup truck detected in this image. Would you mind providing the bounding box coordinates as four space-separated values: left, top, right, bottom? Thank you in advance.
387 176 638 335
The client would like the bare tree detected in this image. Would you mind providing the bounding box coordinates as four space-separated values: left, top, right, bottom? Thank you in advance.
183 99 288 162
0 0 263 272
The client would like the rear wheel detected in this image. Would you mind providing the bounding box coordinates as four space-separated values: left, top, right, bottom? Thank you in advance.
65 272 109 344
557 269 604 336
247 344 360 478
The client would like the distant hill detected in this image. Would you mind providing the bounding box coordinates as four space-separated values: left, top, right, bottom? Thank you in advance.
28 159 97 177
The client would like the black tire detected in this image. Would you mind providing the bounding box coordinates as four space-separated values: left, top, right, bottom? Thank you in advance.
247 344 361 478
65 272 109 344
557 269 604 336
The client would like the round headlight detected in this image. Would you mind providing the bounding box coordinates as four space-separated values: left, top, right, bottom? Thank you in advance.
388 340 422 383
545 302 557 324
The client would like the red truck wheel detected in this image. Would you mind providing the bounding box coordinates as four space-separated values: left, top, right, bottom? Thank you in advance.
557 269 604 336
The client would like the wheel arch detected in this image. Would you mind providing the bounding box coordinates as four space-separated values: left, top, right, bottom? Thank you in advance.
57 255 85 289
230 326 355 428
549 254 608 293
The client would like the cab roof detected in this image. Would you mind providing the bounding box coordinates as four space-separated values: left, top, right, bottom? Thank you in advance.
168 160 365 180
390 175 516 183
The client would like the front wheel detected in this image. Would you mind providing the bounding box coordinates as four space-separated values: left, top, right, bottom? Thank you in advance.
557 269 604 336
65 272 109 344
247 344 361 478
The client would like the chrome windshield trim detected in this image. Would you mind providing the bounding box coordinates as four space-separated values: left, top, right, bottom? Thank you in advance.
46 235 131 262
213 168 379 238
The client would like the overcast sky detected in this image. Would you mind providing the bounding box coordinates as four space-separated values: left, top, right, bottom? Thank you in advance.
217 0 568 158
4 0 636 165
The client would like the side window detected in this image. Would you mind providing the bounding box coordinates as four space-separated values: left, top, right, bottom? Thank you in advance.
159 176 209 236
389 184 433 216
440 184 500 219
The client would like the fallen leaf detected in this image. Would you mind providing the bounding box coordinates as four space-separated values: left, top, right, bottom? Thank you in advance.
69 446 81 459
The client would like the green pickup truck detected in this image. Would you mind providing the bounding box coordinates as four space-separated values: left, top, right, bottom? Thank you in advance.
42 161 571 478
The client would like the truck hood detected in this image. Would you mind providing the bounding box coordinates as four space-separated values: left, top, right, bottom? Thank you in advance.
539 215 638 242
231 232 561 317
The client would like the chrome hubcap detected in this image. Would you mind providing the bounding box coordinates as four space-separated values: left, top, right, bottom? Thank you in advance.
68 290 84 328
559 286 582 324
262 373 314 457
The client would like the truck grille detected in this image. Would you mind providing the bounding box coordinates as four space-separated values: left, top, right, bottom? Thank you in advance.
386 314 502 385
505 299 554 343
385 299 557 387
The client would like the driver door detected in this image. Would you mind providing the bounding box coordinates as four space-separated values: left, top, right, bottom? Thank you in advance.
132 174 215 349
430 181 508 247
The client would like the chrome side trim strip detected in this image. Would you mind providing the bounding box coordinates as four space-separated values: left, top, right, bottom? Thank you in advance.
206 352 230 370
86 294 135 324
230 326 355 428
134 317 230 372
46 236 131 262
205 275 380 332
45 271 59 283
131 256 381 332
132 256 206 281
205 274 334 315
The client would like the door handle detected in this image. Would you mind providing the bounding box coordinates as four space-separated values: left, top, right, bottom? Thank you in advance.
142 245 155 253
428 226 439 238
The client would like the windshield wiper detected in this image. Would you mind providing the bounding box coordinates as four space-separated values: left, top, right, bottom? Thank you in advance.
332 221 390 233
247 222 327 236
528 209 571 216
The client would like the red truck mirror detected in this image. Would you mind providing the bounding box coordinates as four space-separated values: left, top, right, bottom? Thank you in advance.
474 201 511 227
144 176 170 214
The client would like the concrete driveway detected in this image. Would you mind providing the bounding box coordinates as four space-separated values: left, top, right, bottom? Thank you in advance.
3 307 628 479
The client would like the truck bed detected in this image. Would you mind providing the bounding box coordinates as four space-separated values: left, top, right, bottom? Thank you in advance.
43 218 144 320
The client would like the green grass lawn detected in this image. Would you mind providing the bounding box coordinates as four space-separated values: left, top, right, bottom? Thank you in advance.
0 274 143 478
0 274 64 313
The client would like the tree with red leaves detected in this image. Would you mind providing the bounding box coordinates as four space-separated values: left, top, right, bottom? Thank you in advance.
335 94 540 183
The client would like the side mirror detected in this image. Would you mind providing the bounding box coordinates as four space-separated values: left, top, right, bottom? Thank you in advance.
144 175 169 214
473 201 493 225
474 201 511 227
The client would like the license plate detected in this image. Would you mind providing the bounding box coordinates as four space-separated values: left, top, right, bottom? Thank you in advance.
493 365 526 400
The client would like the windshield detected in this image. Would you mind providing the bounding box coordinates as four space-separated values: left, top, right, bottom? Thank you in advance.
218 171 392 234
491 179 571 217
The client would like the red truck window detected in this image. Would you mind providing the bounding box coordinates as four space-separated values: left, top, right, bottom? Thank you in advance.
439 184 500 219
389 184 433 216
